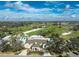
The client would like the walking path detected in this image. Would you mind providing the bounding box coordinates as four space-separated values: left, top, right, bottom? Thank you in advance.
2 28 43 41
61 31 72 36
23 28 43 34
18 49 28 56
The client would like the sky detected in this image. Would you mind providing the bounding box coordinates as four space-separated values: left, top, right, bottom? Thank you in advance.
0 1 79 21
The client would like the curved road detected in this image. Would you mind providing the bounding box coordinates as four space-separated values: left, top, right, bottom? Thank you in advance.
23 28 43 34
2 28 43 40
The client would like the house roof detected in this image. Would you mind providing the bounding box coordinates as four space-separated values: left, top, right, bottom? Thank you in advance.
0 39 4 45
2 35 11 41
31 44 40 47
27 39 47 44
29 35 45 40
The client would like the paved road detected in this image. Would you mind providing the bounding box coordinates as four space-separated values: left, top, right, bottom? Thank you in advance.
2 28 43 40
61 31 72 36
23 28 43 34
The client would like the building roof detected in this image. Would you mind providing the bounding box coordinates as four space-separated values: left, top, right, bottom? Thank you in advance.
31 44 40 47
0 39 4 45
2 35 11 41
27 39 47 45
29 35 45 40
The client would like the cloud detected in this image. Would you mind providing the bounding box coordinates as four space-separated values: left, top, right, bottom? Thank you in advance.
45 1 71 9
0 1 79 21
65 4 70 9
5 1 30 10
0 9 61 19
45 1 63 4
4 1 52 14
5 2 14 8
76 4 79 7
44 1 64 6
0 8 79 21
71 14 76 18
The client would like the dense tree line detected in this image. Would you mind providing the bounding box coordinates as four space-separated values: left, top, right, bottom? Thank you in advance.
0 36 24 52
46 36 79 57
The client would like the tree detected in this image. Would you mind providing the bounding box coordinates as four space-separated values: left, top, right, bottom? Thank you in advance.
10 36 24 52
72 24 79 31
69 37 79 51
46 37 67 55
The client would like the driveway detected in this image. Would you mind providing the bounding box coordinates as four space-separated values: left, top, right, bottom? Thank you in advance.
18 49 28 56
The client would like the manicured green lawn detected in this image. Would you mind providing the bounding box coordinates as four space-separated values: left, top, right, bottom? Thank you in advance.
0 25 32 37
27 26 71 38
62 31 79 40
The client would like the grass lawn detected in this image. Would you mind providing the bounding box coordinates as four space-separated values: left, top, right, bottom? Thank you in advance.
61 31 79 40
0 26 32 37
27 26 71 37
0 51 16 55
27 51 44 56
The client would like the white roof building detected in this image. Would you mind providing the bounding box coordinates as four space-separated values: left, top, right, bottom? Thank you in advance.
2 35 11 41
29 35 50 41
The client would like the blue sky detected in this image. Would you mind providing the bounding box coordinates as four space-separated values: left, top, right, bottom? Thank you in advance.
0 1 79 21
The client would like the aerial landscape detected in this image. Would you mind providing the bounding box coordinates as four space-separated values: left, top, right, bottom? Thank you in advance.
0 1 79 57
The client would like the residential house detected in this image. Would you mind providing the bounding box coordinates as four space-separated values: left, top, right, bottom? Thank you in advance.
17 33 28 45
24 35 50 51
